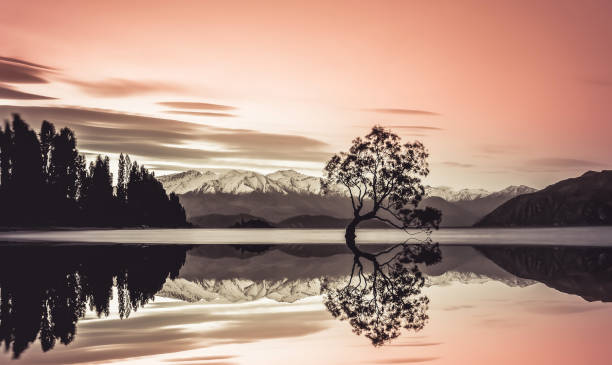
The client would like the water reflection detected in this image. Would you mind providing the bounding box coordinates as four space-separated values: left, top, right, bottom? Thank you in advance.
1 242 612 363
0 245 190 358
322 242 442 345
477 245 612 302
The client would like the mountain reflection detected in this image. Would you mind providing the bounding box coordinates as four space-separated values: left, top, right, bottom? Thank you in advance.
477 245 612 302
322 242 442 346
0 244 190 358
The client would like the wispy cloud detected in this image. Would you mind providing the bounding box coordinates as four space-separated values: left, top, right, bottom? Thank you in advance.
0 84 56 100
0 62 49 83
0 56 58 71
364 108 439 116
367 357 440 363
526 158 606 168
0 105 330 166
584 77 612 87
67 78 184 97
163 110 237 117
386 125 443 131
158 101 237 111
441 161 473 168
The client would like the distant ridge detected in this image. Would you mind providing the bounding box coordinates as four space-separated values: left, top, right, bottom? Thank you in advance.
159 168 537 227
189 213 390 228
476 170 612 227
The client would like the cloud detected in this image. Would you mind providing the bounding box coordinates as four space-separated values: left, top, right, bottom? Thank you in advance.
163 355 236 363
0 56 58 70
441 161 474 168
0 84 56 100
584 78 612 87
158 102 237 111
365 108 439 116
67 78 184 97
164 110 237 118
386 125 443 131
478 144 520 155
0 61 49 83
367 357 440 364
527 303 609 315
0 105 330 166
526 158 606 169
388 342 443 347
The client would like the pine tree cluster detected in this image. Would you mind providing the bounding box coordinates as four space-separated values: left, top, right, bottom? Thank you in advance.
0 114 188 227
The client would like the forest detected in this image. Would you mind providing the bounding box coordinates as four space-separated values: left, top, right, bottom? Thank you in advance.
0 113 187 227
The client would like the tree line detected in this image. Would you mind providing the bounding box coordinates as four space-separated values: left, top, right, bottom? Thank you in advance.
0 113 187 227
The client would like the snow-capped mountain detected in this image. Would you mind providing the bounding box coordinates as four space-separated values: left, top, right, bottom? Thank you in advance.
158 168 538 226
487 185 538 198
159 168 534 200
424 186 490 202
158 169 326 195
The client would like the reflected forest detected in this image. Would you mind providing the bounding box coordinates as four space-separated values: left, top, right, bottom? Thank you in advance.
0 245 191 358
0 114 187 227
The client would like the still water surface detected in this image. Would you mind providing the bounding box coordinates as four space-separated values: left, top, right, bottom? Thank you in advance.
0 228 611 364
1 226 611 245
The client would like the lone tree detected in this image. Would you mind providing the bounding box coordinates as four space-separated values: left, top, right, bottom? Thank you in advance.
321 125 443 345
322 125 441 250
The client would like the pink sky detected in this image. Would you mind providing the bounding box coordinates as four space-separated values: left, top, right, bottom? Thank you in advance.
1 0 611 189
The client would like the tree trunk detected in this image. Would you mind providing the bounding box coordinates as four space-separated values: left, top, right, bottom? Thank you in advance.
345 217 376 261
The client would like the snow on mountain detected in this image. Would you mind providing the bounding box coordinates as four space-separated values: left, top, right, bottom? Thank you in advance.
488 185 538 198
158 273 535 304
158 169 329 195
424 186 491 202
158 168 536 201
159 277 326 303
265 170 324 195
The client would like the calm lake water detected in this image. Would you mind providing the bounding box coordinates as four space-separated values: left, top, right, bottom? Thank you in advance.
1 228 612 364
1 226 612 245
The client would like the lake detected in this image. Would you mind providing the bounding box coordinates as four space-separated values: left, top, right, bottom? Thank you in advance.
1 227 611 364
1 226 611 245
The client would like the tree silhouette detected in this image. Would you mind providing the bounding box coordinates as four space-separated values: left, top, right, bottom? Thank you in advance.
0 114 188 227
117 153 128 205
39 120 56 183
50 127 80 201
323 241 441 346
322 125 441 253
5 115 45 224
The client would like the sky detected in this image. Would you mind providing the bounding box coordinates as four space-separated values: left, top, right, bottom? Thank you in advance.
1 0 611 190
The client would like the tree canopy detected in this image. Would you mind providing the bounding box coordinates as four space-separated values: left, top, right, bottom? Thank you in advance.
322 125 441 245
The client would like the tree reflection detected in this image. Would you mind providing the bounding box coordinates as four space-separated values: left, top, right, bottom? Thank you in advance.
323 240 441 346
0 245 190 358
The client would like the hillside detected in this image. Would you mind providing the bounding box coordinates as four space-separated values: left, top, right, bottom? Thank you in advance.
476 170 612 227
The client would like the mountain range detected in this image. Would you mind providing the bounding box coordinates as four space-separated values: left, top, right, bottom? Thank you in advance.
158 169 537 227
477 170 612 227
